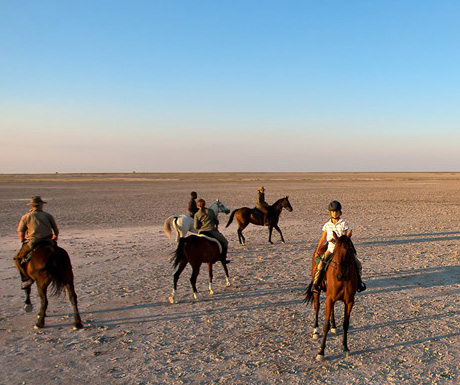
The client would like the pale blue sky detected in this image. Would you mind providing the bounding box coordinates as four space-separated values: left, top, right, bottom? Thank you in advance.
1 1 459 172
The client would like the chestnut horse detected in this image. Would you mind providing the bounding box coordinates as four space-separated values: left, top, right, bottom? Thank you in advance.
169 235 230 303
304 231 357 360
22 243 83 330
225 196 293 245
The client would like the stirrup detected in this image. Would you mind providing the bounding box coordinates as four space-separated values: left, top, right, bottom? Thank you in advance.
311 282 320 293
21 279 34 289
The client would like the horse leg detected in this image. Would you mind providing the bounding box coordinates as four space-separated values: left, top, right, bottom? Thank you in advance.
316 297 334 361
208 263 214 294
268 225 274 244
35 284 48 329
66 283 83 329
237 227 245 246
24 286 33 313
274 224 285 244
221 261 231 287
342 301 354 357
330 304 337 334
169 259 188 304
312 292 320 340
190 264 201 301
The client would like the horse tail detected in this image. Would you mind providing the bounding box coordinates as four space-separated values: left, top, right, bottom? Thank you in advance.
47 247 71 297
303 282 315 305
226 210 237 228
164 216 178 238
170 237 187 268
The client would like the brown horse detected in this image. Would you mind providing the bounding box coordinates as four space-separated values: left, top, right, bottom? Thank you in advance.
22 243 83 330
225 196 293 245
169 235 230 303
304 231 357 360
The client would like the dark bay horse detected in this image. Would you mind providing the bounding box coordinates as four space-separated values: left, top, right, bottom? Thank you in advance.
304 231 357 360
169 235 230 303
225 196 293 245
22 243 83 330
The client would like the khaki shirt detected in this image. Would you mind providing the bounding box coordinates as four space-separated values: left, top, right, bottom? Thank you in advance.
194 208 217 233
17 209 57 242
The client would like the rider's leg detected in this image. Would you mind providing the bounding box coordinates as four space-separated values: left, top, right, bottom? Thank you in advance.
212 231 230 264
13 243 34 289
312 250 332 293
354 255 366 292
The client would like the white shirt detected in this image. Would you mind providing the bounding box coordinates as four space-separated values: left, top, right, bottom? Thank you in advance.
322 218 349 253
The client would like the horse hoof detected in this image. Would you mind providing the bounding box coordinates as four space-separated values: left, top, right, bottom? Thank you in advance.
344 351 349 359
331 328 337 334
34 324 44 329
24 304 33 313
226 282 231 287
168 296 176 304
73 323 84 330
315 354 324 361
312 333 319 340
209 289 214 295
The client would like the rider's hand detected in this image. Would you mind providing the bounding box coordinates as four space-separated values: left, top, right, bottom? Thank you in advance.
52 235 58 241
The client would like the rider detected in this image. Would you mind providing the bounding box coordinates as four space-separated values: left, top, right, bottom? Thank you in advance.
188 191 198 217
14 196 59 289
255 186 270 225
194 198 230 264
311 200 366 293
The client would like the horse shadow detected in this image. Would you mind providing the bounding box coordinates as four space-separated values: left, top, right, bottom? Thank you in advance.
359 231 460 246
362 265 460 296
46 280 306 328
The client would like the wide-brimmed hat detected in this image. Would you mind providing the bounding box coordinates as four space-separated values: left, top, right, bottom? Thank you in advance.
259 186 265 192
27 196 47 206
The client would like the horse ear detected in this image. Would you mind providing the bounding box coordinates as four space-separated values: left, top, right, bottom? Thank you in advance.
332 231 339 242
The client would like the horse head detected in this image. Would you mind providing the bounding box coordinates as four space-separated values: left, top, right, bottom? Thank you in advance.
331 230 354 281
213 199 230 214
282 196 293 212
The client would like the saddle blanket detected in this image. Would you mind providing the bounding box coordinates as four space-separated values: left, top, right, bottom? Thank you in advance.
190 234 223 254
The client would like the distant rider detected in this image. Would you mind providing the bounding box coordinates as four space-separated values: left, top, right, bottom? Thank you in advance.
311 200 366 293
188 191 198 217
14 196 59 289
194 199 230 264
255 186 270 225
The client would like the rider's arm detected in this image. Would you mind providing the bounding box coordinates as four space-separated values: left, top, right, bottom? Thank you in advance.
18 231 26 243
194 214 201 230
49 215 59 241
314 231 328 257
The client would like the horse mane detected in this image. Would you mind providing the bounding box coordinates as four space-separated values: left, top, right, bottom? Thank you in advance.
334 235 355 263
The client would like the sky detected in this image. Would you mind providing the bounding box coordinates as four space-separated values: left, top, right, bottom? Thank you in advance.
1 0 459 173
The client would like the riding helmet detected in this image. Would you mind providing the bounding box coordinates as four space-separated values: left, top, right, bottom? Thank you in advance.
328 200 342 211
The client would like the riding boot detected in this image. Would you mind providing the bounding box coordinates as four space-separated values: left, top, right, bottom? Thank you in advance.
354 258 366 292
220 245 231 264
14 258 33 289
356 264 366 292
311 259 325 293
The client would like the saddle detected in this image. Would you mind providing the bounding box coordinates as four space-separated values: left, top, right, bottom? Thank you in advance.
23 240 57 264
193 233 223 254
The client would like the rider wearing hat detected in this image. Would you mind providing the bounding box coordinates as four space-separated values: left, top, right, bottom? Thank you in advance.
194 198 230 264
255 186 270 225
311 200 366 293
14 196 59 289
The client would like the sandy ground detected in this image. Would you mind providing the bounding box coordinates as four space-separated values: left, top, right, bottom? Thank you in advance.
0 172 459 385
